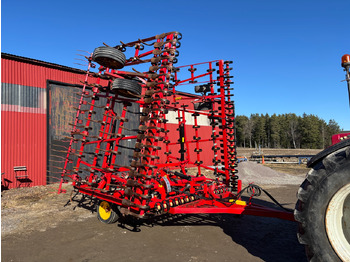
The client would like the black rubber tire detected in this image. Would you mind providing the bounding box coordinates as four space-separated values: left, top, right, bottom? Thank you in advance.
92 46 126 69
96 200 120 224
193 101 212 111
295 145 350 262
111 78 142 98
308 139 350 168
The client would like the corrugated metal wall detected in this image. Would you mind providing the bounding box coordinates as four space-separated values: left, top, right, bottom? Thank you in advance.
160 97 216 165
1 55 87 188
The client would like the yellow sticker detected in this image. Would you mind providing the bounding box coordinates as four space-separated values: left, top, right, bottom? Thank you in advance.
235 200 247 206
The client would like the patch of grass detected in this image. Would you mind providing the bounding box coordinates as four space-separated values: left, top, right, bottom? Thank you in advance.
1 188 54 209
264 163 310 175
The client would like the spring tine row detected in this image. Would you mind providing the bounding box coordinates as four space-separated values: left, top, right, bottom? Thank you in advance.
119 33 182 216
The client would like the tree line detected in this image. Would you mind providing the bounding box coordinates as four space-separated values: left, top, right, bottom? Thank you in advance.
235 113 341 149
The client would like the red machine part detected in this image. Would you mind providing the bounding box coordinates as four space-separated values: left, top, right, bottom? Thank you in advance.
58 31 293 222
332 133 350 145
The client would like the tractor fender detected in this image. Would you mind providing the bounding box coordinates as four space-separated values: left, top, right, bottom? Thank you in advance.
307 138 350 168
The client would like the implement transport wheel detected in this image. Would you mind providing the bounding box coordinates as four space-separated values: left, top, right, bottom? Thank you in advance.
92 46 126 69
295 145 350 262
97 200 119 224
111 78 142 98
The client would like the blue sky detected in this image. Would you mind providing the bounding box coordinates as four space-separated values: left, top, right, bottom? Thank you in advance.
2 0 350 130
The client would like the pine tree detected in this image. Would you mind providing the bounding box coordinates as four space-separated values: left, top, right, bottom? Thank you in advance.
252 114 267 148
326 119 341 147
286 113 300 149
270 114 280 148
235 115 248 147
235 113 341 149
245 116 255 148
299 114 321 149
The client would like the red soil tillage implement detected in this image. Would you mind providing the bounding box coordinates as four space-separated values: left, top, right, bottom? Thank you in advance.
58 31 294 223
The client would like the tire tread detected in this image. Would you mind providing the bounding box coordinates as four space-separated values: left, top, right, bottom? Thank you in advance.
92 46 126 69
295 145 350 261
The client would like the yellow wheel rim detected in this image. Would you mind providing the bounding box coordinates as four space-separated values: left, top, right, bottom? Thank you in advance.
99 201 111 220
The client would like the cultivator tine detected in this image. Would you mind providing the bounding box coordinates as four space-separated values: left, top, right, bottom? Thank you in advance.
49 159 67 164
87 103 105 109
88 118 105 124
50 154 71 160
64 136 89 143
122 199 149 210
126 179 153 189
135 142 161 150
84 186 109 193
103 114 129 122
136 134 164 141
48 170 68 175
99 148 121 155
133 152 160 160
139 125 166 132
69 152 85 158
52 149 73 154
51 143 70 150
68 123 87 129
79 168 95 173
128 170 151 179
48 165 66 170
80 81 103 89
71 131 87 136
98 129 122 136
124 188 151 199
130 161 157 169
85 134 102 139
71 106 95 114
112 164 132 170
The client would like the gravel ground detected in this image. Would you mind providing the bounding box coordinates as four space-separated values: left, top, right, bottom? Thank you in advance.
1 162 308 262
236 161 305 185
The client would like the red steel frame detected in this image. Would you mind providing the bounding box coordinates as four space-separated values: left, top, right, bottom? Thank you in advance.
58 31 294 222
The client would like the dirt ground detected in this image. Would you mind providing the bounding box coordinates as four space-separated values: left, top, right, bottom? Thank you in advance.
1 162 309 262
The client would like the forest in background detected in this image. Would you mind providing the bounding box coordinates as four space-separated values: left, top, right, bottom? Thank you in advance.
235 113 342 149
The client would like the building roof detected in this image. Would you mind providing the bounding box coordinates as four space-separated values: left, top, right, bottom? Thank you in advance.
1 52 86 75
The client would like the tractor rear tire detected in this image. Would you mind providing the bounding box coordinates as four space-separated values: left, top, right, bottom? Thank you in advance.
295 145 350 262
97 200 120 224
92 46 126 69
